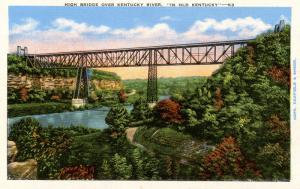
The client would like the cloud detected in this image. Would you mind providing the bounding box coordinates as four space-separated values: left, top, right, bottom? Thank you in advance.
159 16 174 21
184 17 272 39
111 23 177 40
10 17 39 34
9 16 272 53
52 18 110 35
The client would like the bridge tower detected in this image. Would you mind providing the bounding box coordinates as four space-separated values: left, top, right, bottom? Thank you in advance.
72 55 89 107
147 50 158 103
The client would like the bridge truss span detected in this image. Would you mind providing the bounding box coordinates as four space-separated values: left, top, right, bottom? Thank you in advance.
23 39 252 102
26 39 251 69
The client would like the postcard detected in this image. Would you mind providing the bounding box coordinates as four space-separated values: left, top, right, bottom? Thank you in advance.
1 0 299 189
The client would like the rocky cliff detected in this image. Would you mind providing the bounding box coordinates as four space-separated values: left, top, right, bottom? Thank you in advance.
7 140 37 180
91 79 122 90
8 74 122 91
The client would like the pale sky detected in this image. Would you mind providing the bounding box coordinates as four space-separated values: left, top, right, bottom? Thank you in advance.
98 65 221 79
9 7 290 79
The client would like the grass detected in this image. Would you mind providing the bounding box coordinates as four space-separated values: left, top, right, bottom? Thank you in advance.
133 127 210 160
8 102 72 117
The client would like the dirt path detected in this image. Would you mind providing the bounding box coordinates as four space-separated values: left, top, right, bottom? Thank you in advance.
125 127 138 143
126 89 136 96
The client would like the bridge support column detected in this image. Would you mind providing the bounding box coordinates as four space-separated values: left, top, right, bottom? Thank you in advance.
72 65 89 107
72 98 87 108
147 50 158 103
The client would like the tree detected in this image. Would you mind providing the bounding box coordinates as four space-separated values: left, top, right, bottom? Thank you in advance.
131 98 152 122
200 136 261 180
130 147 161 180
111 153 132 180
100 159 112 179
265 115 290 147
131 148 145 179
105 105 130 133
118 89 127 103
142 155 160 180
154 99 182 125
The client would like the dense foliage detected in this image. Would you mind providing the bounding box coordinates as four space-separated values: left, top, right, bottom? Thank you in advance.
90 69 121 81
9 117 163 180
123 77 207 103
9 118 100 179
130 26 290 180
173 26 290 180
8 87 73 104
200 136 261 180
8 55 77 77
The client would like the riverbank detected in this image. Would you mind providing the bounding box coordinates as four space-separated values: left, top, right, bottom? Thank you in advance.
8 102 73 117
8 101 106 118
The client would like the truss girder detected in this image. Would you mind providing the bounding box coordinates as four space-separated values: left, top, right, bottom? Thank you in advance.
26 40 250 68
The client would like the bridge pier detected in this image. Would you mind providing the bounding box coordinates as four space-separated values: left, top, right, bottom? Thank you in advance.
147 50 158 103
72 65 89 107
72 98 87 108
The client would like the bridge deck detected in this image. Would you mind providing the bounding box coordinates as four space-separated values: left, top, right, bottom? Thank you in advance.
24 39 253 68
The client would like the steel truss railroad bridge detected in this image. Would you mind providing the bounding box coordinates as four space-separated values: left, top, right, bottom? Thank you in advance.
22 39 252 103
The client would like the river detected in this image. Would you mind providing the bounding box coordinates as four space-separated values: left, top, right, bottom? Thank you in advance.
8 96 169 130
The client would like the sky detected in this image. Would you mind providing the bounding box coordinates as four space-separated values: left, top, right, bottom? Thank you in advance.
8 6 291 79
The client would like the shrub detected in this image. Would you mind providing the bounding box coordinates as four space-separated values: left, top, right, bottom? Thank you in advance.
19 87 29 102
9 117 43 161
59 165 95 180
28 88 47 102
50 95 61 101
88 91 98 102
